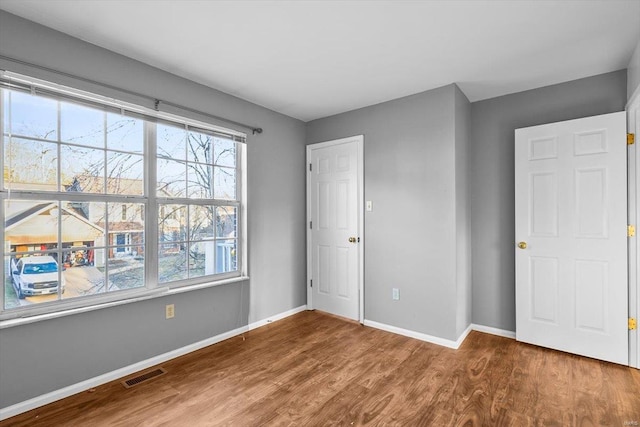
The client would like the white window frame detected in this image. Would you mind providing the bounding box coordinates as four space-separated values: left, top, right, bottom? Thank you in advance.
0 72 247 321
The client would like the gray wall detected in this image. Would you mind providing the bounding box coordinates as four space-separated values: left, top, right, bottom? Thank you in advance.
470 70 628 331
628 38 640 101
0 11 306 409
307 84 471 342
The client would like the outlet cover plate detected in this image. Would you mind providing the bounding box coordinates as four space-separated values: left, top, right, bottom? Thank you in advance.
166 304 175 319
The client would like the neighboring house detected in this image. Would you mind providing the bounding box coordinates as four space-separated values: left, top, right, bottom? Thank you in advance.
4 200 104 265
65 175 145 258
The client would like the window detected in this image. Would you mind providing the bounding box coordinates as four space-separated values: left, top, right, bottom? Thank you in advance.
0 72 246 318
156 123 239 283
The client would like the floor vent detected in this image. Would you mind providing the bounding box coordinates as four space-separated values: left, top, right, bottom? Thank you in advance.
121 367 167 389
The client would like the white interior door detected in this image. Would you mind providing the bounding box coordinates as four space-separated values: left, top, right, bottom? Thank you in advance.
515 111 628 365
307 135 363 321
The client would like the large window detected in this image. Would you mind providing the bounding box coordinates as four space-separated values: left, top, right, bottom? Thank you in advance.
0 73 246 317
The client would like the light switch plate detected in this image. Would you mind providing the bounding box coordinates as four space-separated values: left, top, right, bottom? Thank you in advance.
366 201 373 211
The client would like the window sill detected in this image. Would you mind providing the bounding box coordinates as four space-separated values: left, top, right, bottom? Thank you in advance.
0 276 249 330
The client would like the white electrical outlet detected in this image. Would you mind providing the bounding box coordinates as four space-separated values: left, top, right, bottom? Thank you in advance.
166 304 175 319
392 288 400 300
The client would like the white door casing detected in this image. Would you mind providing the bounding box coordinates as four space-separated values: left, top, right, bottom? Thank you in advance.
629 91 640 369
515 112 628 365
307 135 364 322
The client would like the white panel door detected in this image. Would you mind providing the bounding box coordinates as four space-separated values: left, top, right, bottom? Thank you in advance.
307 136 363 321
515 111 628 365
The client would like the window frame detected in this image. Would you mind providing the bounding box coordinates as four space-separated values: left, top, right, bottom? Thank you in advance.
0 72 247 321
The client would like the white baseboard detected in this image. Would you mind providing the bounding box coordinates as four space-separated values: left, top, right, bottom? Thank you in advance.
363 320 472 350
247 305 307 330
361 320 518 350
0 305 307 422
471 323 516 339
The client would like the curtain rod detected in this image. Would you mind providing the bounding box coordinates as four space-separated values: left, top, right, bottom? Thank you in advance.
0 54 263 135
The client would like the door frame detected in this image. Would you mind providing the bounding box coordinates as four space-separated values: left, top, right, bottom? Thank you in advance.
629 87 640 369
306 135 364 323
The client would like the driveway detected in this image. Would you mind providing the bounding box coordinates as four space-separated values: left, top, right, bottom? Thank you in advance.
22 266 115 305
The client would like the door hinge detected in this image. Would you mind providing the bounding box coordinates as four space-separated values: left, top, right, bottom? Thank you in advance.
628 133 635 146
630 317 637 330
309 163 312 172
309 221 312 229
310 279 313 288
628 225 636 237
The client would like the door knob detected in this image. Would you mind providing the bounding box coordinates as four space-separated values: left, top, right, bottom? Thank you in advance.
517 242 527 249
348 237 357 243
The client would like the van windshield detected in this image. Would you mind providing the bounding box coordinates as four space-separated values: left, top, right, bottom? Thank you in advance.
23 263 58 274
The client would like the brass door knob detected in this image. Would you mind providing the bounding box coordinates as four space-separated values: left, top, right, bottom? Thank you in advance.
517 242 527 249
348 237 357 243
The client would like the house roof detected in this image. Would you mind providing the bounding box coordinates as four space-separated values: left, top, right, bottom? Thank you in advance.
5 202 105 245
66 174 144 196
96 222 144 233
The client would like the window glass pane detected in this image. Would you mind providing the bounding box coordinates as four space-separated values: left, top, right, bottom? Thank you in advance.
60 102 105 147
157 123 186 160
158 204 186 243
187 131 213 163
214 137 236 167
60 145 105 193
158 246 187 283
106 113 143 153
214 166 236 200
106 152 144 195
187 163 213 199
5 251 62 307
2 91 7 134
4 256 21 310
188 242 208 279
107 247 144 290
107 202 145 245
5 200 59 251
4 137 58 190
190 206 214 240
61 248 108 299
216 206 237 238
6 91 58 140
61 201 106 252
215 239 237 274
157 158 186 197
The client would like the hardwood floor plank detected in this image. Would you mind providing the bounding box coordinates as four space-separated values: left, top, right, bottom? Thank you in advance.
2 311 639 427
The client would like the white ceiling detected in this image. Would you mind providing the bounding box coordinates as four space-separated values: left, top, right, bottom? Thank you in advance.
0 0 639 122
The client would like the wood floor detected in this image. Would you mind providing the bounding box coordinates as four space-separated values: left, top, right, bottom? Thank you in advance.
2 310 640 426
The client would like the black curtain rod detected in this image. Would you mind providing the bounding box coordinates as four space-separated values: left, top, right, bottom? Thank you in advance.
0 54 263 135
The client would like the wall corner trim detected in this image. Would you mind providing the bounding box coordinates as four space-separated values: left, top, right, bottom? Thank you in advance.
0 305 307 422
363 319 472 350
471 323 516 339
